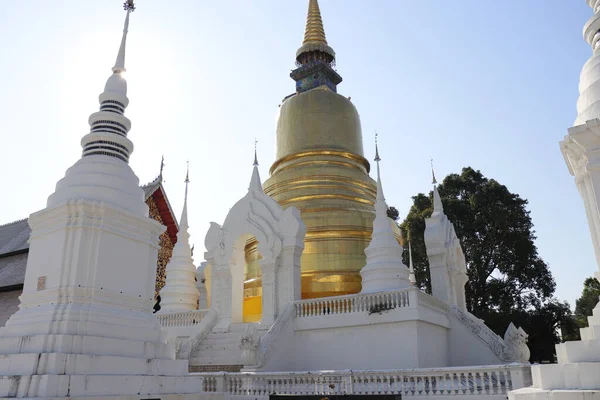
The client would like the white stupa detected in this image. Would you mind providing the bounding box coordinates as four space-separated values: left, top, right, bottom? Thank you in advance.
360 136 411 293
158 164 200 313
511 0 600 398
0 2 203 397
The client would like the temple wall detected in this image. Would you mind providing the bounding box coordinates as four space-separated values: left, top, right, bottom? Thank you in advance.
260 306 450 372
0 290 20 327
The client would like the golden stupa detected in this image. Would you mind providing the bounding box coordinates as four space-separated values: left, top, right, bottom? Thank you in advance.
243 0 382 321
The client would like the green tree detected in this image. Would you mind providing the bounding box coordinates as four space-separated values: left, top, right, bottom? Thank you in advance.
400 167 576 361
574 277 600 328
387 206 400 222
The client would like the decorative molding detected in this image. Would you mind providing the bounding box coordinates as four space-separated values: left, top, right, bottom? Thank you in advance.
450 306 506 360
255 303 295 368
269 149 370 175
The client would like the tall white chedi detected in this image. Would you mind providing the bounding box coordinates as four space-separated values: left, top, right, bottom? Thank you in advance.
562 0 600 273
158 165 200 312
0 3 202 398
360 139 411 293
511 1 600 397
424 174 468 310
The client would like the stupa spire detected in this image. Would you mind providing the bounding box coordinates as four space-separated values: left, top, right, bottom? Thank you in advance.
303 0 328 47
408 239 416 286
253 139 259 167
250 141 262 192
113 1 135 73
431 160 444 214
76 1 136 166
181 162 190 227
292 0 341 92
375 133 384 202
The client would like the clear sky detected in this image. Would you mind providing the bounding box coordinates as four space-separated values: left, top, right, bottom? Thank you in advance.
0 1 594 308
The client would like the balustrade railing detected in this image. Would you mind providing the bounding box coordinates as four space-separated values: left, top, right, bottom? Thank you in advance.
294 289 411 318
156 309 209 327
197 364 530 397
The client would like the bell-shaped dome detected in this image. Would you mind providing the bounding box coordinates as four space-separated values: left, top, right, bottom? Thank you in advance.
104 72 128 97
276 89 364 159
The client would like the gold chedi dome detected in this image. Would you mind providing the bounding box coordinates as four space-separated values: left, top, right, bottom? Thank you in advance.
242 0 391 322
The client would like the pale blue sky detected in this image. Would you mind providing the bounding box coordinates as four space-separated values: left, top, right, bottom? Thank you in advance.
0 1 593 307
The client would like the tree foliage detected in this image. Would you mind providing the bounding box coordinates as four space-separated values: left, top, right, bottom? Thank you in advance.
400 167 576 361
387 206 400 222
574 277 600 328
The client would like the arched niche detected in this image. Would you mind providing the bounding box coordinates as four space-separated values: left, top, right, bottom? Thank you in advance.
204 183 306 331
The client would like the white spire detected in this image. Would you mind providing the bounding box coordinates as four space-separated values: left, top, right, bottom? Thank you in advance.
158 164 199 313
250 140 262 192
433 185 444 214
360 134 411 293
408 239 416 286
431 160 444 215
112 7 131 73
46 1 143 216
181 162 190 227
80 2 136 165
375 132 385 203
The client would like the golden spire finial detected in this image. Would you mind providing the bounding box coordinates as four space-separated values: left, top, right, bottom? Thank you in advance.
296 0 336 64
303 0 328 46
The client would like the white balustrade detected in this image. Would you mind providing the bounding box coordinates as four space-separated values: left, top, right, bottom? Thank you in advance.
294 289 411 318
156 309 208 327
195 364 530 397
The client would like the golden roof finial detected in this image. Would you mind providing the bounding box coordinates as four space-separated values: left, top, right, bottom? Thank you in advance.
296 0 336 63
303 0 328 46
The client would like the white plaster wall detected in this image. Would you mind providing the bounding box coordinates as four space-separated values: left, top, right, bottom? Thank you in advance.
448 313 504 366
417 321 449 367
259 305 505 372
0 290 20 327
262 308 451 372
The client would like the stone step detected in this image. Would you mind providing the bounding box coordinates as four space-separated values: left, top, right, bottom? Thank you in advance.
0 374 205 398
202 334 242 343
579 325 600 341
580 326 594 341
228 323 254 332
197 345 239 353
191 349 243 363
0 353 188 376
556 338 600 363
532 362 600 390
194 349 242 360
587 314 600 327
189 364 242 373
0 334 173 360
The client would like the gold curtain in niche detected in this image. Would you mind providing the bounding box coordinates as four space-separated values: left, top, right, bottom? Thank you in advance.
243 237 263 322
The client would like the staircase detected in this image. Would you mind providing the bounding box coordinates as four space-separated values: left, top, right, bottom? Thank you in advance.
189 323 255 372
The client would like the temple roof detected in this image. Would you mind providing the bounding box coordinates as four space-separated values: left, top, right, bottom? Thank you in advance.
0 179 178 289
0 219 29 256
0 253 27 289
142 176 179 243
